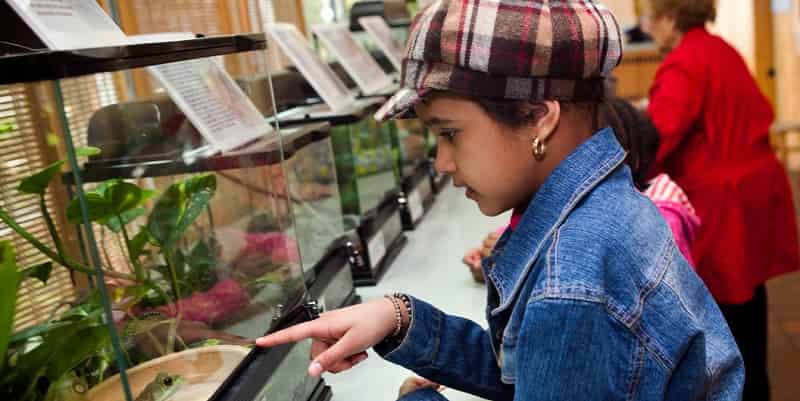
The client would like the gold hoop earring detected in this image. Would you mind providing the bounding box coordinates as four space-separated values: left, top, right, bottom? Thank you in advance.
532 136 546 161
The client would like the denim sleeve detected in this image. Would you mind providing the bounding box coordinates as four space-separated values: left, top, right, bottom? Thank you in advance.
513 298 630 401
374 296 514 401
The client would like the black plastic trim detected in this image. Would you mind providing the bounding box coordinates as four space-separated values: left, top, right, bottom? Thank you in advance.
0 34 267 84
62 122 328 184
207 295 314 401
353 232 407 287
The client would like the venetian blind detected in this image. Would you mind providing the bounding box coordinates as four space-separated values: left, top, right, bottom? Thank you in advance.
58 75 131 280
0 84 75 330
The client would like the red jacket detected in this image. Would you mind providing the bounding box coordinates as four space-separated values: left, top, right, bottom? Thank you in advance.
648 28 798 304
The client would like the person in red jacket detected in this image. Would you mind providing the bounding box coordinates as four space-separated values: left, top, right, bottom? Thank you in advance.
641 1 799 400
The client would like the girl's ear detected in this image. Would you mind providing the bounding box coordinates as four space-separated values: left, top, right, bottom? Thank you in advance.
524 101 560 142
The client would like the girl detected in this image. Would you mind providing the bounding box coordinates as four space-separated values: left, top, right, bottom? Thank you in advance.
463 98 700 281
257 1 744 400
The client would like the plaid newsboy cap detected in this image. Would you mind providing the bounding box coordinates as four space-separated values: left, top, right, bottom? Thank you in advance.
375 0 623 122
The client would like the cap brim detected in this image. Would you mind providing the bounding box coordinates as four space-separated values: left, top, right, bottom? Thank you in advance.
374 87 431 122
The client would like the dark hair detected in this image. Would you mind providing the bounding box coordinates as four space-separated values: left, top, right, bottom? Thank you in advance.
475 97 659 190
475 98 603 129
603 97 660 190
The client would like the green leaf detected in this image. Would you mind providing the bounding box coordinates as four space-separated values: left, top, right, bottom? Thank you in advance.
8 321 65 348
187 240 216 271
105 207 146 233
5 302 100 349
129 230 150 260
18 161 64 195
75 146 101 157
106 181 143 215
92 179 120 197
169 249 187 284
0 121 16 135
185 240 217 292
148 174 216 250
12 318 108 387
147 184 186 247
20 262 52 285
66 193 113 224
0 241 20 373
141 189 157 202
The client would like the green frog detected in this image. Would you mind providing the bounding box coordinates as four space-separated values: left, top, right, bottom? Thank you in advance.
134 373 184 401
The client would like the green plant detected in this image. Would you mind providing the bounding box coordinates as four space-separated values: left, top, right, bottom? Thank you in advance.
0 154 137 283
61 173 218 306
0 152 220 399
0 241 110 401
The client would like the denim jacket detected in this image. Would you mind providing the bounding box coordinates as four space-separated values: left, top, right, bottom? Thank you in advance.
375 128 744 401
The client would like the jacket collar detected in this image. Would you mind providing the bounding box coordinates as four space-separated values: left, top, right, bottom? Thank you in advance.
485 127 626 316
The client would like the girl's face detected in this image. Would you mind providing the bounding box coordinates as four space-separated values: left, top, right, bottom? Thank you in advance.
414 93 541 216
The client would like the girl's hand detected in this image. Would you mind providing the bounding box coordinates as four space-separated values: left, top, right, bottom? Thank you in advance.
480 232 500 258
398 377 441 397
255 298 398 377
462 247 482 269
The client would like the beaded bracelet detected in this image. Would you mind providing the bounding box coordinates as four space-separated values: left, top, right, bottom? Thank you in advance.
393 293 412 321
384 294 403 337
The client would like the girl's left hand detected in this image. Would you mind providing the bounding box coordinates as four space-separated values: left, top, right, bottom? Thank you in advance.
462 247 482 269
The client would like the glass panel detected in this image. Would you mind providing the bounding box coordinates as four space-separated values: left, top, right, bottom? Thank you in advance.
254 340 320 401
0 45 305 401
390 119 429 179
283 126 346 278
331 112 397 225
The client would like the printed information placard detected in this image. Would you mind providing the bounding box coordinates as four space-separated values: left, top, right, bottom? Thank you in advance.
312 23 393 95
7 0 128 50
358 16 404 72
268 23 356 112
147 58 274 153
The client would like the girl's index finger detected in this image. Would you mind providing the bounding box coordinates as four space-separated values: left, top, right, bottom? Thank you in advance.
254 320 322 347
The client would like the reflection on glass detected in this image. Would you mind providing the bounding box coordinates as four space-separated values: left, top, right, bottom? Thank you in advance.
390 119 429 179
255 340 319 401
283 126 346 276
331 115 397 225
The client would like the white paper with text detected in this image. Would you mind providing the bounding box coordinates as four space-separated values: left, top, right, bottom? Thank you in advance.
147 58 273 153
268 23 355 113
6 0 128 50
358 16 403 72
312 23 393 95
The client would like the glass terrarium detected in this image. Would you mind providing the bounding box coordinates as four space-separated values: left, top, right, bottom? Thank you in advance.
0 34 329 401
272 99 406 285
280 123 349 280
389 119 429 181
273 99 398 226
235 74 360 306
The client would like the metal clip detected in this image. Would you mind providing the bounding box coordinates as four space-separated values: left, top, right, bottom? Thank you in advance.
304 300 322 320
345 240 366 268
271 304 285 323
397 192 408 211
